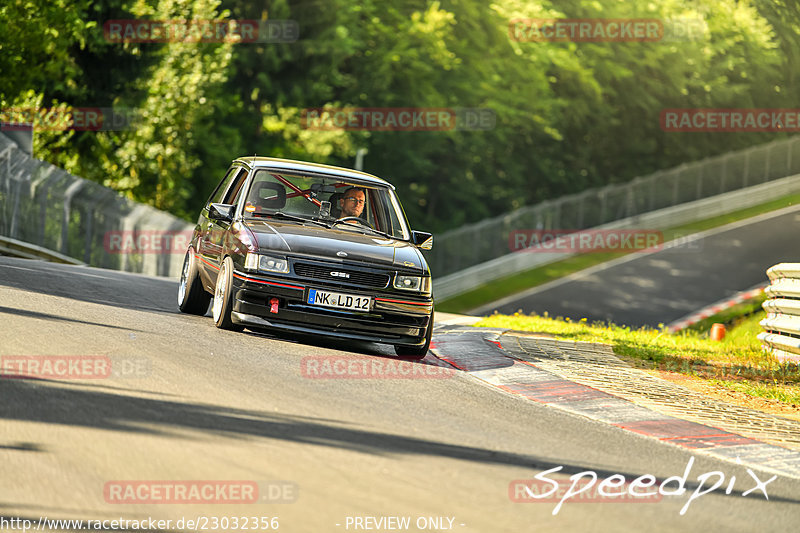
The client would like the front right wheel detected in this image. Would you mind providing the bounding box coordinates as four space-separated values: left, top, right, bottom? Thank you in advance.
394 309 434 360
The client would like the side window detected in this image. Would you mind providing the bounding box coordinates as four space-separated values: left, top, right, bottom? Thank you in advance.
223 169 249 205
369 189 388 232
231 175 249 207
207 168 236 206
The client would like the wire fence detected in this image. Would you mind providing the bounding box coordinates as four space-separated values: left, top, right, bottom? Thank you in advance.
430 136 800 277
3 132 800 281
0 134 191 277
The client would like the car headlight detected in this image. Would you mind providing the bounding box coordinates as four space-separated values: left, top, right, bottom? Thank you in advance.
394 274 431 294
245 253 289 273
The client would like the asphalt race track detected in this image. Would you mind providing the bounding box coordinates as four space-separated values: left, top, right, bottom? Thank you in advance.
1 255 800 532
474 205 800 327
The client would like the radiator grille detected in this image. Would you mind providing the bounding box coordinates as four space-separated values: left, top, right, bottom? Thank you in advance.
294 263 391 288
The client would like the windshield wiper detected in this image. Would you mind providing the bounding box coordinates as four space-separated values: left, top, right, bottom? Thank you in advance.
331 219 393 239
252 211 329 228
359 226 394 239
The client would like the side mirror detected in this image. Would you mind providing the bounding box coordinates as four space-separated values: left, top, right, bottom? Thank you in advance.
208 203 235 222
411 231 433 250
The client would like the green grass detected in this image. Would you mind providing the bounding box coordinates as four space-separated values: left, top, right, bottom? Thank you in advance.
473 312 800 406
436 251 625 313
710 380 800 406
436 192 800 314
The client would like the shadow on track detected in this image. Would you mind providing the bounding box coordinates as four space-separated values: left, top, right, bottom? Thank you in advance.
1 378 796 505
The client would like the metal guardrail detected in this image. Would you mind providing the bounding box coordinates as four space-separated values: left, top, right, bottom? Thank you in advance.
437 174 800 302
0 235 85 264
431 136 800 278
759 263 800 363
0 133 192 278
3 125 800 291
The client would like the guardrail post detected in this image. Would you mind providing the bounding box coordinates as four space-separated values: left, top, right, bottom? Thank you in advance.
36 170 70 247
648 172 657 211
599 187 607 223
742 150 750 188
695 161 704 200
577 191 588 228
60 179 86 255
671 168 680 205
764 144 772 183
628 180 638 218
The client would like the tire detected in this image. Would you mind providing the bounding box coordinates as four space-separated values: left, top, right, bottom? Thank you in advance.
178 248 212 315
394 309 434 359
212 256 243 331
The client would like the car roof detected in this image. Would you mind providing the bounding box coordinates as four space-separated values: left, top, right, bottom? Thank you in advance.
232 156 394 189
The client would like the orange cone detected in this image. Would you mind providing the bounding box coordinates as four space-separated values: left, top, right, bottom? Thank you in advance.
710 323 726 341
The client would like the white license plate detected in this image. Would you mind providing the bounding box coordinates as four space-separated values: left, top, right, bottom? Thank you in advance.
307 288 372 311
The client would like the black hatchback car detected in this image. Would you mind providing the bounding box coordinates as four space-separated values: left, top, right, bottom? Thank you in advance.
177 157 435 358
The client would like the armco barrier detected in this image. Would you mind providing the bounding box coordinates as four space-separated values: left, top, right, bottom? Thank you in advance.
431 136 800 278
436 173 800 302
0 133 192 277
0 235 84 264
759 263 800 363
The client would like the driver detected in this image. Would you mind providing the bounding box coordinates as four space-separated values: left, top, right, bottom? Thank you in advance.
338 187 366 220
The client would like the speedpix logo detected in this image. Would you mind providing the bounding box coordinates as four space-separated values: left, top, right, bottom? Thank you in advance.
512 457 776 515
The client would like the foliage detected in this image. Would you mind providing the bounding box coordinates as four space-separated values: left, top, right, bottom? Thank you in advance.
2 0 797 229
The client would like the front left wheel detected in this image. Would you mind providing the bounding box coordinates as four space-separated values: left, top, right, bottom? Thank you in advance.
212 256 243 331
394 310 434 359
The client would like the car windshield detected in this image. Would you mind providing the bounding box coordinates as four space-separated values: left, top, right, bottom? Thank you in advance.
241 170 411 240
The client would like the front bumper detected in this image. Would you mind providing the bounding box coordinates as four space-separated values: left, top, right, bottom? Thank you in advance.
229 270 433 346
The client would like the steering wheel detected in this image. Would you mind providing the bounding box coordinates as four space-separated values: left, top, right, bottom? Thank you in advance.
335 216 375 229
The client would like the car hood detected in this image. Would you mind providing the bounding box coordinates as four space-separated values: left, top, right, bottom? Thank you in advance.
244 220 427 272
